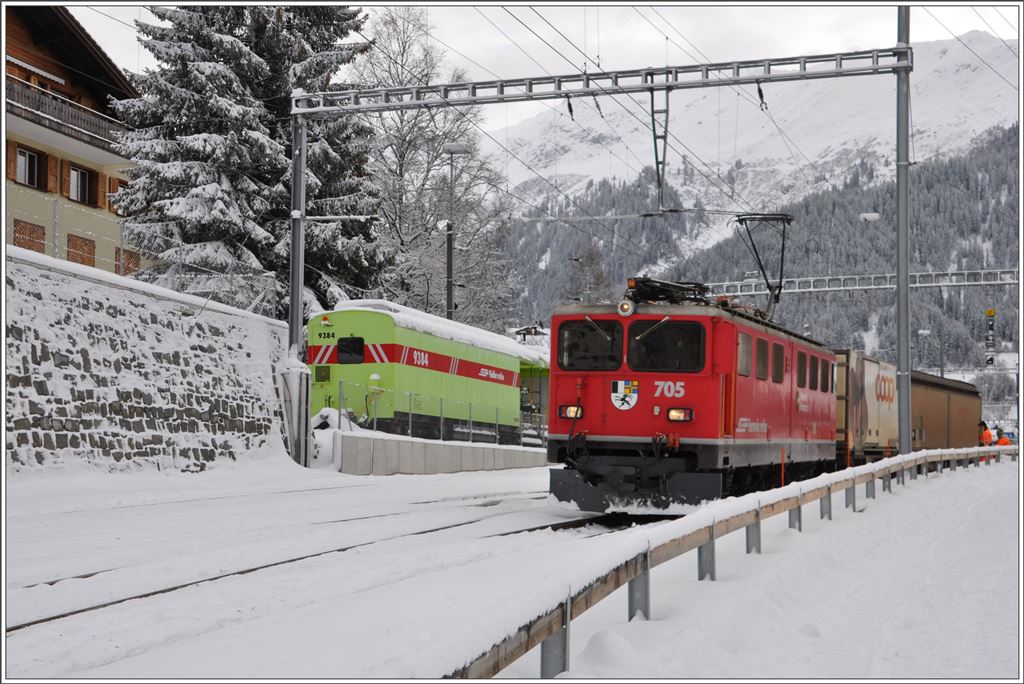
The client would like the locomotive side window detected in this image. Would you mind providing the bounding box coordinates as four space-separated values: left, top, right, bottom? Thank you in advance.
628 320 704 372
809 355 819 390
771 343 784 383
338 337 364 364
797 351 807 388
737 332 751 377
755 339 768 380
821 359 830 392
559 319 623 370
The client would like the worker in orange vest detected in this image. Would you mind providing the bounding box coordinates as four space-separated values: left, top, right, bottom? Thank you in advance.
995 427 1011 446
978 421 993 446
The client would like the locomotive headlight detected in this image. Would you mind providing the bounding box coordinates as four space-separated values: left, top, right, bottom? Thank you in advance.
617 299 635 317
668 408 694 422
559 405 583 419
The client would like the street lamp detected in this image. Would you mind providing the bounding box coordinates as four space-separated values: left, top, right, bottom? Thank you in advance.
916 328 930 370
442 142 472 320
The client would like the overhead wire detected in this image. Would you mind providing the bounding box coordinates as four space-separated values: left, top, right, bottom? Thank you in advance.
383 6 645 179
346 27 638 254
971 7 1019 57
503 7 756 218
641 6 966 280
470 7 647 176
922 7 1018 91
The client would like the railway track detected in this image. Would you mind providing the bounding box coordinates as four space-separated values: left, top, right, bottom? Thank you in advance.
7 501 652 635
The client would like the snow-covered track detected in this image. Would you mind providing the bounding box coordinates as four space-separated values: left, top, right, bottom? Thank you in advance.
6 497 601 635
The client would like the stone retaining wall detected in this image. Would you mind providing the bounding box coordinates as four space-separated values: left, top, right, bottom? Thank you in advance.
5 248 289 473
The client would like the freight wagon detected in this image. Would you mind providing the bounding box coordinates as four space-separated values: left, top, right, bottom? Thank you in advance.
835 350 982 465
910 370 982 451
307 300 547 443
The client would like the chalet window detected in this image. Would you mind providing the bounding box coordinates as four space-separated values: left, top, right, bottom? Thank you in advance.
771 343 785 383
737 332 751 377
114 247 140 275
67 234 96 267
821 359 831 393
755 338 768 380
16 149 38 187
109 178 129 215
797 351 807 388
13 220 45 254
809 355 819 391
70 165 89 203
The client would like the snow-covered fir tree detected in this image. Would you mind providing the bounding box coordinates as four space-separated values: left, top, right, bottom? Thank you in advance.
111 6 389 318
246 6 390 316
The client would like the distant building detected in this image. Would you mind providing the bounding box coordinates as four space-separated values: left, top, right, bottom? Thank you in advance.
5 5 139 274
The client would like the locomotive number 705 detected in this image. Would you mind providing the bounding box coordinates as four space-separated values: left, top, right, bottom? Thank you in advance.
654 380 686 398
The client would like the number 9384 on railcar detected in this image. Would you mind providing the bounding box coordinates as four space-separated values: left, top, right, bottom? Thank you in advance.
548 277 837 513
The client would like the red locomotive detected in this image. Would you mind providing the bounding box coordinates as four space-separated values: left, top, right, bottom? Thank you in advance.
548 277 837 512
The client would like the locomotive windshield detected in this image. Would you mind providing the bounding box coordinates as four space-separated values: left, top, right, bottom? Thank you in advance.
558 319 623 370
628 320 705 372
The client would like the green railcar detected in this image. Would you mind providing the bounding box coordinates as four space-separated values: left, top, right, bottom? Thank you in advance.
308 300 547 443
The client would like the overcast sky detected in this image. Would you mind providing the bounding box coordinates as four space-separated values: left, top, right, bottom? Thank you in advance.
68 3 1021 129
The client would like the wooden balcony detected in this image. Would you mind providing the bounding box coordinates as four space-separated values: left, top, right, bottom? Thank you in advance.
6 75 129 154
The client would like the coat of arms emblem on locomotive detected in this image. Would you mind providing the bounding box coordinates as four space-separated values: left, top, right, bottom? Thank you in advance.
610 380 639 410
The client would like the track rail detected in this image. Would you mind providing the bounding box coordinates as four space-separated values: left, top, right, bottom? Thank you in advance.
5 504 620 635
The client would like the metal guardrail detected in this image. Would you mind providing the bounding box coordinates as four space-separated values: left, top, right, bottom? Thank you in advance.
6 76 128 153
447 445 1018 678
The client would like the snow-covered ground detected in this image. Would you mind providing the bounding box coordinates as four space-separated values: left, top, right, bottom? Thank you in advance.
4 454 1020 679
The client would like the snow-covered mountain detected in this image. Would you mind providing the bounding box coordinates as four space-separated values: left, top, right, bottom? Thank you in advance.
483 31 1019 248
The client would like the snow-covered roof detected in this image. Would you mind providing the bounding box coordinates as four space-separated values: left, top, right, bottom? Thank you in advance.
326 300 548 367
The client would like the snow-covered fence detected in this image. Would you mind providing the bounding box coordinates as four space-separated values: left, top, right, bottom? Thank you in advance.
448 445 1018 678
5 247 290 473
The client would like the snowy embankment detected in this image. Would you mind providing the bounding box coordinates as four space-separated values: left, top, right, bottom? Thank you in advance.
5 453 1019 679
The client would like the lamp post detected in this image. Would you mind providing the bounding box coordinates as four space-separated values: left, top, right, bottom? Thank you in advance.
442 142 471 320
916 328 930 371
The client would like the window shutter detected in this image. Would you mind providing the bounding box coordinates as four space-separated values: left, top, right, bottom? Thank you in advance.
47 155 58 193
61 159 70 197
6 141 16 181
96 172 107 209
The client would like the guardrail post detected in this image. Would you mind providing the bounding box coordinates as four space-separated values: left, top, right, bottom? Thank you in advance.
745 507 761 554
1011 449 1017 462
788 494 802 531
938 456 945 473
985 452 992 466
866 476 876 499
540 597 571 678
820 485 832 520
974 454 980 468
627 549 651 621
897 466 905 486
698 522 716 581
909 460 917 480
845 482 856 510
882 470 891 493
950 454 957 471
